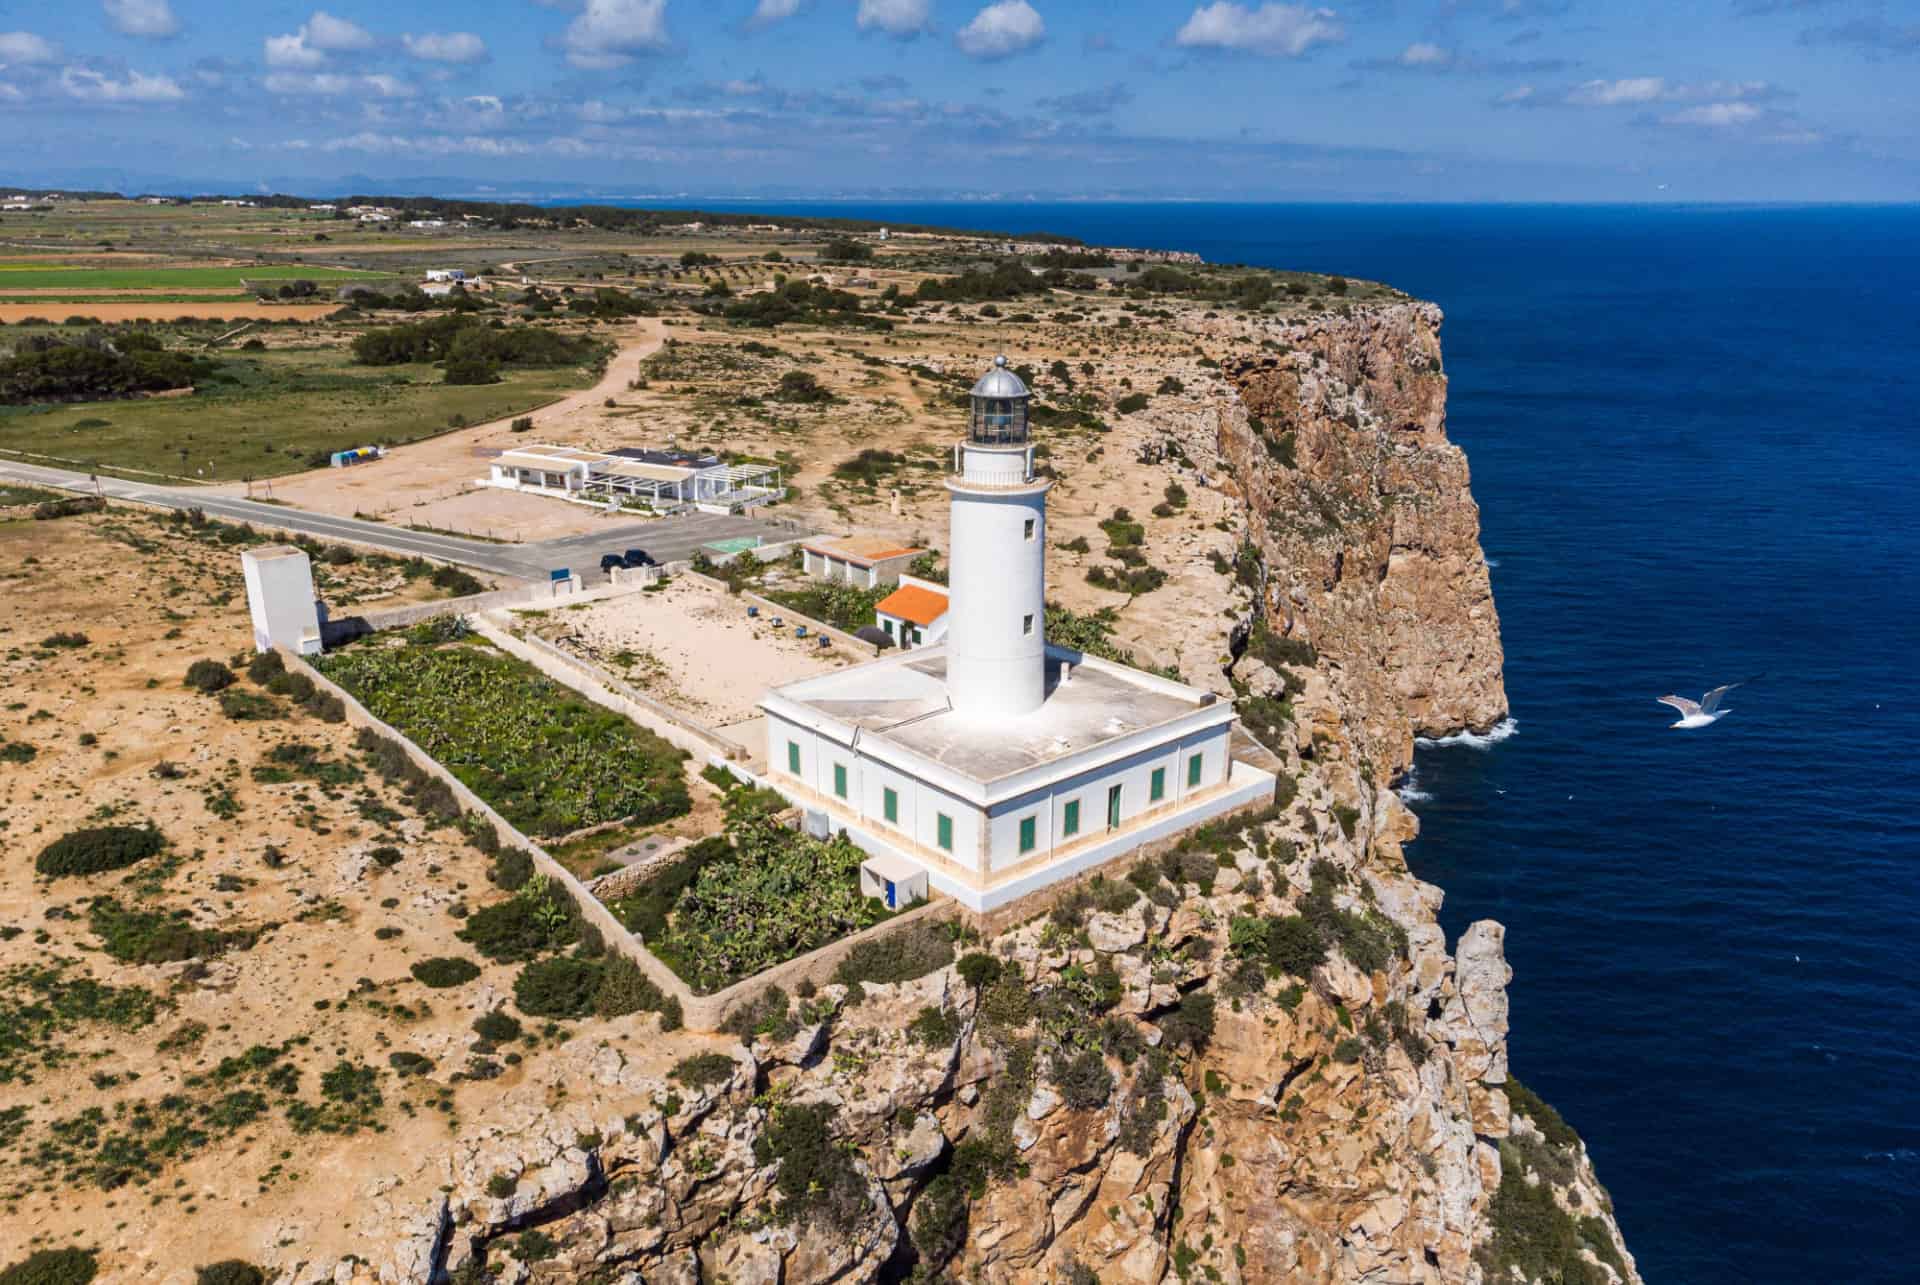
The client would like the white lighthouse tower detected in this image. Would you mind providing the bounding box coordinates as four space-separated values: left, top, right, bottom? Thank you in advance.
945 355 1052 718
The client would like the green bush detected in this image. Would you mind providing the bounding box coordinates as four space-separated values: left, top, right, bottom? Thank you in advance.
669 1051 737 1089
832 919 956 987
1115 391 1150 414
184 659 236 693
955 952 1003 990
89 898 253 964
411 957 481 988
194 1262 264 1285
489 846 533 891
513 957 603 1018
1158 992 1216 1051
753 1102 869 1230
908 1005 962 1048
472 1009 521 1043
35 824 164 878
246 652 285 685
1052 1048 1114 1109
592 954 667 1018
0 1249 97 1285
218 689 281 721
370 846 402 868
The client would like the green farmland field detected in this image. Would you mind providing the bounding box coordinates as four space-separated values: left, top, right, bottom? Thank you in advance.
0 264 390 289
0 344 595 481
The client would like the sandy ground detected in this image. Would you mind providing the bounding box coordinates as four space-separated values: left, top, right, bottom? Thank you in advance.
0 301 341 322
210 316 669 540
522 577 849 727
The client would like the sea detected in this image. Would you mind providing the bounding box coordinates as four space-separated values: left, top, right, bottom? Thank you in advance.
629 200 1920 1281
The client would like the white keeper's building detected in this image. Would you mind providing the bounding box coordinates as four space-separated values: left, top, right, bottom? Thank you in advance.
759 357 1275 914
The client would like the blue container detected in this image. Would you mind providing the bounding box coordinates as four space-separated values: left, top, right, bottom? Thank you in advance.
746 605 759 618
795 625 808 638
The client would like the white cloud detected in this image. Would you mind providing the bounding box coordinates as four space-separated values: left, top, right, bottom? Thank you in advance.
60 65 185 102
403 31 489 63
1563 77 1781 108
857 0 932 38
956 1 1045 59
314 131 535 156
1662 102 1761 127
1173 3 1343 57
748 0 803 27
264 33 326 69
1564 76 1666 106
103 0 181 39
562 0 669 68
264 71 415 98
0 31 59 65
1397 42 1450 67
305 11 375 53
1495 84 1534 103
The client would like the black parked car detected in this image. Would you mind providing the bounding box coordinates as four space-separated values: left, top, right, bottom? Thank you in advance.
599 552 625 572
622 548 656 567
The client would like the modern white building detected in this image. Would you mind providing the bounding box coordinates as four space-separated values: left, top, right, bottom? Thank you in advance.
759 357 1274 914
241 545 323 656
484 444 783 514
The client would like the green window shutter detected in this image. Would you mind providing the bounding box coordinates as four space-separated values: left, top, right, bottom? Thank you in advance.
883 787 898 824
1019 816 1036 854
1150 767 1166 802
937 813 953 852
833 762 847 799
1188 753 1203 787
1062 800 1079 837
787 741 800 773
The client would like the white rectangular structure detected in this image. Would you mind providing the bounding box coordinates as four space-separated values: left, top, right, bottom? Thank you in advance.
241 546 323 656
761 644 1272 913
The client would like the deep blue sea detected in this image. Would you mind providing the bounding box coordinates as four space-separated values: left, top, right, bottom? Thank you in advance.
641 200 1920 1281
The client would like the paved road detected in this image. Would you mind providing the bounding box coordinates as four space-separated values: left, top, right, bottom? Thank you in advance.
0 458 807 582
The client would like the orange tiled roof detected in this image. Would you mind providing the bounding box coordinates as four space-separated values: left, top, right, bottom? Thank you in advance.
803 534 924 566
876 583 949 627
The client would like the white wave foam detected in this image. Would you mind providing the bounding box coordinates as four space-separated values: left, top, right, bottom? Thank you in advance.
1484 557 1501 569
1396 764 1433 804
1415 716 1519 751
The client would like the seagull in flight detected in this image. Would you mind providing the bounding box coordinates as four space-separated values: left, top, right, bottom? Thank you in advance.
1657 680 1749 729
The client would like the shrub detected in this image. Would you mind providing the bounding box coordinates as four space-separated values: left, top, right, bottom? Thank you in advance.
753 1102 868 1230
1158 992 1216 1051
489 846 534 891
1115 391 1150 414
832 920 956 986
370 846 402 868
513 957 603 1018
36 824 164 878
911 1171 970 1270
955 952 1003 990
1 741 36 765
0 1249 97 1285
387 1051 435 1078
246 652 285 684
669 1051 737 1089
472 1009 521 1043
908 1005 962 1048
592 954 666 1017
411 957 481 988
218 689 281 721
978 976 1035 1030
461 881 578 962
1052 1048 1115 1112
193 1263 264 1285
89 898 253 964
184 659 236 693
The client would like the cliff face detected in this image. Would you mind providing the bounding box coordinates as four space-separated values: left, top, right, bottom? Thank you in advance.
276 301 1637 1285
1217 301 1507 781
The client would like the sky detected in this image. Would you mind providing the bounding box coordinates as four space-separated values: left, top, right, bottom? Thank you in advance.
0 0 1917 201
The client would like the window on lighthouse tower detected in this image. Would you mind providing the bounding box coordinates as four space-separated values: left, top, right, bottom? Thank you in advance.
1023 518 1035 540
1023 614 1035 636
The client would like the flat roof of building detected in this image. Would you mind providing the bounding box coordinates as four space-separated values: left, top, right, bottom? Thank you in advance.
876 583 949 627
766 645 1214 783
803 534 925 566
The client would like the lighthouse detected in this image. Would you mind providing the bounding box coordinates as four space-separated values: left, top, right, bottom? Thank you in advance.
945 356 1052 718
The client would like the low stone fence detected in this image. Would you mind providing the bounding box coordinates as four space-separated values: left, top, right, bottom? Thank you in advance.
467 612 750 763
284 646 961 1030
323 576 623 645
676 572 881 658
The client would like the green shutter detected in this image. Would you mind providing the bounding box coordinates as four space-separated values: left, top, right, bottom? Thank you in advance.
883 787 898 824
833 762 847 799
1188 753 1203 787
1150 767 1166 802
1019 816 1036 854
1062 800 1079 837
937 813 953 852
787 741 800 774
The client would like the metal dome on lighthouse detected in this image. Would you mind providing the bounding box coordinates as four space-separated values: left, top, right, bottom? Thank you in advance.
945 354 1052 718
969 354 1030 443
